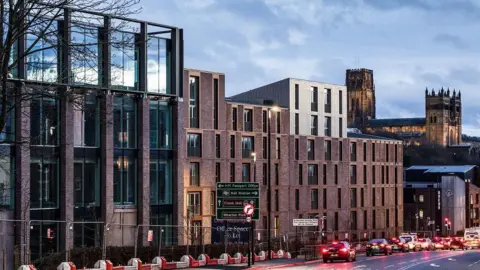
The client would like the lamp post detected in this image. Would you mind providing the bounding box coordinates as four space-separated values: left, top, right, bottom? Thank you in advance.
263 100 279 260
251 152 257 265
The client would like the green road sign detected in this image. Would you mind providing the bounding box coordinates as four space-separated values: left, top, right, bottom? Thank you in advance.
216 209 260 220
216 182 260 220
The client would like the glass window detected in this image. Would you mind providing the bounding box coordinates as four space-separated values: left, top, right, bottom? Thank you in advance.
310 87 318 111
419 194 424 203
215 163 221 183
276 138 280 159
189 77 199 128
150 156 171 205
74 156 100 207
26 22 58 82
71 25 99 85
299 164 303 185
113 96 137 148
215 135 221 158
350 165 357 184
110 31 137 89
242 163 250 182
263 163 267 185
295 189 299 210
230 163 235 182
187 192 201 216
232 107 237 131
262 110 267 133
0 104 14 143
324 88 331 113
351 188 357 207
308 164 318 185
74 94 99 147
241 136 254 158
310 115 318 136
150 100 172 149
324 117 331 136
189 163 199 186
325 140 331 160
148 37 170 93
339 90 343 114
307 139 314 160
275 163 279 185
350 142 357 161
213 79 219 129
262 137 267 159
295 113 299 135
31 97 59 146
113 150 137 205
295 139 299 160
187 134 201 157
339 118 343 137
294 84 299 110
276 111 281 133
30 155 59 209
230 135 235 158
244 109 253 131
311 189 319 209
0 154 13 207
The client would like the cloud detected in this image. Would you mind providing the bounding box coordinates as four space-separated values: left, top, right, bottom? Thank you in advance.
287 28 308 45
177 0 216 9
433 33 468 49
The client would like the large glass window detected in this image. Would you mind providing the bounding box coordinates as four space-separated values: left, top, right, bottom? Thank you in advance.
189 77 199 128
26 22 58 82
0 104 14 143
111 31 137 89
189 163 199 186
188 192 201 216
310 115 317 136
30 155 59 209
241 136 254 158
113 96 137 148
74 156 100 207
308 164 318 185
242 163 251 182
74 94 99 147
307 139 314 160
324 88 331 113
244 109 253 131
0 154 13 207
71 25 99 85
113 150 137 205
324 117 331 136
147 37 170 93
187 134 201 157
150 155 172 205
31 97 59 146
150 100 172 149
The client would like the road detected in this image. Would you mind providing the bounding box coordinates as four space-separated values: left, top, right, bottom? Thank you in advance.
280 250 480 270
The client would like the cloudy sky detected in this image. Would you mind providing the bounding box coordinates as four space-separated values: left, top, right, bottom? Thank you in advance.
139 0 480 136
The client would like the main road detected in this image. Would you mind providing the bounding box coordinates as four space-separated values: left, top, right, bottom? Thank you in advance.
280 250 480 270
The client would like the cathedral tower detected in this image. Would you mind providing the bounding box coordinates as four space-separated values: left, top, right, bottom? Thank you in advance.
425 87 462 146
346 68 376 127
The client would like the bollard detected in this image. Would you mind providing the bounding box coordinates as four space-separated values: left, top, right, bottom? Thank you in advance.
94 260 113 270
17 266 36 270
57 262 77 270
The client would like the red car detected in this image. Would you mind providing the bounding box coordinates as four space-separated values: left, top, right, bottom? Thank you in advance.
322 241 357 263
450 238 467 250
366 239 393 256
432 237 445 250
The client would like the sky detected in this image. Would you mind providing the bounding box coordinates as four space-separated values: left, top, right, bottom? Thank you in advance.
139 0 480 136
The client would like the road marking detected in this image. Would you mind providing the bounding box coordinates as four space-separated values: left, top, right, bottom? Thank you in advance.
468 259 480 267
430 263 440 267
384 265 395 269
397 261 408 265
352 265 366 269
448 258 456 261
397 253 462 270
409 259 416 262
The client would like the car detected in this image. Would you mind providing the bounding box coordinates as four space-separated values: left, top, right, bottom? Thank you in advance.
321 241 357 263
417 238 434 251
366 239 393 256
432 237 445 250
442 237 452 250
389 238 408 253
399 235 418 252
450 239 467 250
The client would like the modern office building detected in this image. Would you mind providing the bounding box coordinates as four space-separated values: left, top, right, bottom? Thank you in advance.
0 8 183 267
403 165 480 235
178 72 404 245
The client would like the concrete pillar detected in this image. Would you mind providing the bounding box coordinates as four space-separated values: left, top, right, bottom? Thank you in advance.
100 94 114 224
59 89 74 253
15 83 30 265
137 98 150 246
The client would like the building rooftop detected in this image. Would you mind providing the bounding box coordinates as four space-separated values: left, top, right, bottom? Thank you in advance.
367 117 426 127
406 165 476 174
347 132 400 141
224 98 289 108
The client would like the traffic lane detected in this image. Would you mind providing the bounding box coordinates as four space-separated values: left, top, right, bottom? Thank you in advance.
401 250 480 270
280 250 465 269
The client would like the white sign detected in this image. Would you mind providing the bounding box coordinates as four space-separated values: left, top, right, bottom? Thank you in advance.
293 219 319 227
246 216 252 223
243 204 254 216
445 190 453 197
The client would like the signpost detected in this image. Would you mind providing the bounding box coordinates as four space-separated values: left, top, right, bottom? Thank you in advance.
293 219 319 227
216 183 260 220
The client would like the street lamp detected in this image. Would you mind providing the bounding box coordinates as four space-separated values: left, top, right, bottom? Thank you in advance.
263 99 279 260
251 152 257 265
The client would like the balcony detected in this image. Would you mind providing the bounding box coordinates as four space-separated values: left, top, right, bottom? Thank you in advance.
188 147 201 157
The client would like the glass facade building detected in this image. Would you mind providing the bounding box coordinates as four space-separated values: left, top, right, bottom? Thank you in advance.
1 7 183 265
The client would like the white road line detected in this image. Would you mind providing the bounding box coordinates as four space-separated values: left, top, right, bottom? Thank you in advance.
468 259 480 267
397 261 408 265
384 265 395 269
397 253 462 270
430 263 440 267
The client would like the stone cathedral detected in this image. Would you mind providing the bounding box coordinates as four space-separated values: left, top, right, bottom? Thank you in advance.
346 68 462 146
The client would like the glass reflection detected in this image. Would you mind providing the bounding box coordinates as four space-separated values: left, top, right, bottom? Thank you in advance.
113 96 137 148
26 22 58 82
31 97 59 146
149 100 171 149
74 157 100 207
74 94 99 147
147 37 169 93
0 154 12 207
111 31 137 89
30 157 59 209
150 159 171 205
113 151 136 205
71 25 99 85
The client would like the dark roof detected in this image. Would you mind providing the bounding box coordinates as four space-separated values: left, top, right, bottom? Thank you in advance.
367 118 426 127
406 165 476 174
347 132 399 141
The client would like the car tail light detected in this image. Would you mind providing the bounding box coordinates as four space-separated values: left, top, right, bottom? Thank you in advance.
380 244 385 247
340 248 348 252
367 245 371 247
322 248 328 253
372 243 377 246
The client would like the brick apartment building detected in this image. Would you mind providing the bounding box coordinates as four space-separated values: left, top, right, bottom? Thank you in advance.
177 69 404 245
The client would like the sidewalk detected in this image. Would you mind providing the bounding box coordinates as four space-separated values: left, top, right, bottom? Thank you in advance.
194 258 323 270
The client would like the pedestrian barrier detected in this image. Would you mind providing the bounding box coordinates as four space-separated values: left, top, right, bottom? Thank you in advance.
58 262 77 270
180 255 206 267
197 254 228 265
277 250 292 259
17 266 36 270
156 256 188 269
